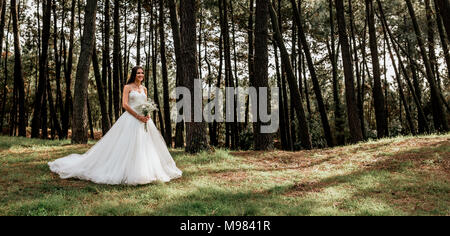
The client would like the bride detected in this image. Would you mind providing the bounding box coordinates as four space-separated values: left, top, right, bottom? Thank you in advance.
48 66 182 185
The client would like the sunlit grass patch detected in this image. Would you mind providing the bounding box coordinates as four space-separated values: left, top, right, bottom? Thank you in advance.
0 133 449 216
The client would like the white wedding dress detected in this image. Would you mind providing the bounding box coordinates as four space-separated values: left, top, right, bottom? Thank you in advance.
48 90 182 185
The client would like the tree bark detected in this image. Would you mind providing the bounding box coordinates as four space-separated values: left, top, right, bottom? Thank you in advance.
113 0 121 122
289 0 334 147
435 0 450 40
269 1 312 150
11 0 26 137
434 0 450 82
366 0 388 138
328 0 345 146
181 0 209 154
406 0 448 132
159 0 172 147
93 49 111 136
72 0 98 144
335 0 364 143
31 0 52 138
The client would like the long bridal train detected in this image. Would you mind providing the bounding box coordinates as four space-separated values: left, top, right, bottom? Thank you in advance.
49 91 182 185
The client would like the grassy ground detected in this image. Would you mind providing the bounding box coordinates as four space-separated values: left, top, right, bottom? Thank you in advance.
0 134 448 216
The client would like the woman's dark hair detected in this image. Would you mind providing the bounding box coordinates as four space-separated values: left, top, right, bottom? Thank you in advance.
126 66 144 85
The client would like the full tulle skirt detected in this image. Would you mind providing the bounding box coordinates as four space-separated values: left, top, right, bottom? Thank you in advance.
48 112 182 185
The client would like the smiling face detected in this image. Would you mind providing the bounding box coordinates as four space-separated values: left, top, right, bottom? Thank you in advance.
136 69 145 83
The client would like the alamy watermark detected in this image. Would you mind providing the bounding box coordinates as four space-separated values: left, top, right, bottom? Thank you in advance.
172 79 279 134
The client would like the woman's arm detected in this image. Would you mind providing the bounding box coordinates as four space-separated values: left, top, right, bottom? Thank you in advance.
122 85 149 123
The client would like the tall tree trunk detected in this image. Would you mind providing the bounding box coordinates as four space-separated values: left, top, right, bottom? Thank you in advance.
380 19 416 135
328 0 345 145
335 0 364 143
366 0 388 138
103 0 112 123
53 0 64 125
433 0 450 82
165 0 185 148
289 0 334 147
11 0 26 137
93 49 111 136
220 0 237 150
137 0 142 66
87 96 94 140
435 0 450 40
181 0 208 154
269 1 312 150
159 0 172 147
377 0 430 133
278 0 293 151
426 0 439 87
113 0 121 122
152 4 165 135
31 0 52 138
72 0 98 144
0 0 7 132
274 42 288 149
246 0 254 131
406 0 448 132
62 0 75 139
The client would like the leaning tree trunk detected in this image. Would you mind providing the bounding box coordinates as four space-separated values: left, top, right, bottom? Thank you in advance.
289 0 334 147
11 0 26 137
31 0 52 138
366 0 388 138
335 0 364 143
406 0 448 132
72 0 98 144
181 0 209 154
435 0 450 40
434 0 450 82
269 1 312 150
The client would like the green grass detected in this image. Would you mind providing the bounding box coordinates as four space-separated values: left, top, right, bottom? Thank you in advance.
0 134 449 216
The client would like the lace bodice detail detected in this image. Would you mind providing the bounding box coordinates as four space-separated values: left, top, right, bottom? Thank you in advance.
128 91 148 111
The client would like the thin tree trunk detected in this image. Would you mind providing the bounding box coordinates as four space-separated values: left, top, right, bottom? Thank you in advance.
434 0 450 82
328 0 345 145
366 0 388 138
0 0 7 132
11 0 26 137
31 0 52 138
245 0 254 131
159 0 172 147
113 0 121 122
435 0 450 40
137 0 142 66
269 1 312 150
289 0 334 147
93 49 111 136
165 0 185 148
406 0 448 132
380 19 416 135
62 0 75 139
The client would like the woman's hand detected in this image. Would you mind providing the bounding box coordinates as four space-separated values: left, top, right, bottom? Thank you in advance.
137 115 150 123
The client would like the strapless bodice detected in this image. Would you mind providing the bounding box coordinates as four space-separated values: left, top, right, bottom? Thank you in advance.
128 91 148 109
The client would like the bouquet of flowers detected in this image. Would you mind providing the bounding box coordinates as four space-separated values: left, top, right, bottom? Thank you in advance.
137 100 159 132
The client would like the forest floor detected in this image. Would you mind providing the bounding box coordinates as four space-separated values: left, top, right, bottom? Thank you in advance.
0 133 449 216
